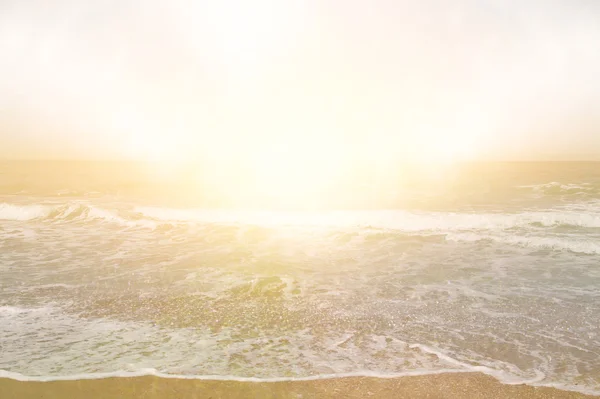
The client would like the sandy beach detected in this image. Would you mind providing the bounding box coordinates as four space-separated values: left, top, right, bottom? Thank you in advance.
1 373 597 399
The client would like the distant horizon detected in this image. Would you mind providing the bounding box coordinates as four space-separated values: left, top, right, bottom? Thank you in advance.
2 157 600 163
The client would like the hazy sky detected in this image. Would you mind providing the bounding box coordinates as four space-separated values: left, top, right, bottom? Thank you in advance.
1 0 599 161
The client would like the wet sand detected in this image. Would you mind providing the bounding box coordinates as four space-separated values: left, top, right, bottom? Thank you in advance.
1 373 597 399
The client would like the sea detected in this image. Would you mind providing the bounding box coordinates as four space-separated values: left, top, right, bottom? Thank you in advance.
0 161 599 395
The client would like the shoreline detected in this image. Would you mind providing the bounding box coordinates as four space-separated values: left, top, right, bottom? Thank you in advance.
1 372 598 399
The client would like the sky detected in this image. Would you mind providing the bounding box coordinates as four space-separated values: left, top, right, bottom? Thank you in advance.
0 0 599 162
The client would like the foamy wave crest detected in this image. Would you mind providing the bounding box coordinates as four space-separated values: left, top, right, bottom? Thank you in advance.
59 204 157 228
448 232 600 255
86 206 156 228
518 182 599 196
0 369 471 383
0 203 50 220
0 362 596 396
6 202 600 233
135 207 600 231
0 305 54 316
48 203 125 224
520 211 600 228
1 202 156 228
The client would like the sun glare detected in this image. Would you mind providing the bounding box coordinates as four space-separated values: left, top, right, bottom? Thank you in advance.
428 136 477 163
118 122 484 207
247 136 347 205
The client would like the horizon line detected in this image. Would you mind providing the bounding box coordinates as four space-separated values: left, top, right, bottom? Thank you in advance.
1 158 600 163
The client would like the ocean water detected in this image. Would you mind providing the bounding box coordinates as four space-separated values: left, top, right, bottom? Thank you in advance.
1 161 599 395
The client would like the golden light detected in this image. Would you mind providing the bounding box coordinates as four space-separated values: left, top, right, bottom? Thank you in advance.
425 134 478 163
245 133 348 205
104 0 496 210
115 117 487 208
124 132 178 162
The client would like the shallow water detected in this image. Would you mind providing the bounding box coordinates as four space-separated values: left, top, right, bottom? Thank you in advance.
1 161 599 395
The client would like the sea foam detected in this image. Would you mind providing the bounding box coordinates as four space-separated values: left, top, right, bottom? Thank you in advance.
0 203 49 221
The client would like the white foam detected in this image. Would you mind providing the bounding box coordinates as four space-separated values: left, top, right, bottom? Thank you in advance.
135 206 600 230
21 283 81 291
409 344 546 385
1 293 599 396
0 306 49 316
2 304 597 395
0 368 473 383
0 201 158 229
518 182 595 193
0 203 49 221
87 206 156 229
4 200 600 232
448 232 600 255
0 307 494 387
0 367 597 396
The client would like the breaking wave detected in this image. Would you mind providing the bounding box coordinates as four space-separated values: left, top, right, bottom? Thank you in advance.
447 232 600 255
518 182 600 197
3 202 600 233
0 202 155 228
134 206 600 230
0 203 49 221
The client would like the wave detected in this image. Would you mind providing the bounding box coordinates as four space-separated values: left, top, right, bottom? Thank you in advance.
135 206 600 230
0 305 55 316
0 368 473 383
0 364 596 396
0 203 49 221
129 206 600 255
518 182 599 197
4 202 600 233
0 202 156 228
447 232 600 255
